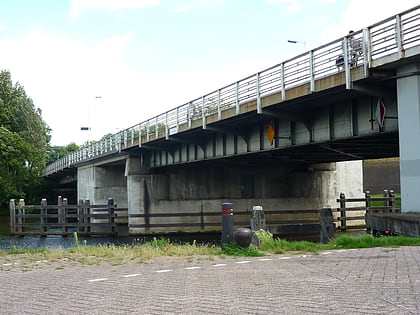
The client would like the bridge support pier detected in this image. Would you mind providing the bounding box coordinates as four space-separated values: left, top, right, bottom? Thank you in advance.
126 157 150 234
397 63 420 213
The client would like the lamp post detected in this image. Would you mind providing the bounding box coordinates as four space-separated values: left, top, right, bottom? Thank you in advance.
287 39 306 52
81 96 102 144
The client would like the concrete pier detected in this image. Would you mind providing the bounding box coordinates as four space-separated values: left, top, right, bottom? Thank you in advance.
397 63 420 213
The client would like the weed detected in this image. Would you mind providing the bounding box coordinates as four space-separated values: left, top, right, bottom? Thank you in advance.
221 242 265 257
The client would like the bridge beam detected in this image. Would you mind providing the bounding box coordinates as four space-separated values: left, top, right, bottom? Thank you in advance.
396 63 420 213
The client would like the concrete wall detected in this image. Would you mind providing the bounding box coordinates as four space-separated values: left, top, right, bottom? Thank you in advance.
127 160 363 234
363 158 400 194
78 163 128 235
78 164 127 207
77 157 363 235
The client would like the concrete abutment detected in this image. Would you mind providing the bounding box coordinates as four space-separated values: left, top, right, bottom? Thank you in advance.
77 157 363 235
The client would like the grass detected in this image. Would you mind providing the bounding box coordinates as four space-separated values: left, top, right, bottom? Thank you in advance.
2 232 420 269
370 194 401 207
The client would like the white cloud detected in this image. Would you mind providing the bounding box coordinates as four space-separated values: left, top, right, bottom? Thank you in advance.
0 25 4 32
0 29 152 145
266 0 304 12
70 0 160 19
167 0 229 13
320 0 419 43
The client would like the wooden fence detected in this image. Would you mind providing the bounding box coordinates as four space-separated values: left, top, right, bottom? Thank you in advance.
9 197 125 236
335 189 401 231
9 191 399 236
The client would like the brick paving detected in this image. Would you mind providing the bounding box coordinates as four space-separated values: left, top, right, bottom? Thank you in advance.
0 246 420 314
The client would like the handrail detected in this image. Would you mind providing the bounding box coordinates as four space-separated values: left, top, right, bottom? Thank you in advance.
43 5 420 176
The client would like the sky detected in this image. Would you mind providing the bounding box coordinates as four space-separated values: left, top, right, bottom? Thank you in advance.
0 0 418 146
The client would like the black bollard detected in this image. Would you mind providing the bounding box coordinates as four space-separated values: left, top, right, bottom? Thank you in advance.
221 203 234 247
233 228 253 248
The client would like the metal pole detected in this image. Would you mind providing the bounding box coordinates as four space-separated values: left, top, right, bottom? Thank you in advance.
221 203 234 246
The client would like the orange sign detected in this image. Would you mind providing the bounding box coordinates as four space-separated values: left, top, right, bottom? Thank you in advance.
267 123 275 145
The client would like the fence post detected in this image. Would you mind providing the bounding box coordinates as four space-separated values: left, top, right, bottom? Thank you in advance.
9 199 16 235
383 189 390 213
108 198 116 236
57 196 64 233
84 199 91 233
320 205 335 244
18 199 25 234
365 191 371 213
389 190 396 213
41 199 47 234
221 203 234 247
339 192 346 231
63 197 68 233
250 205 266 245
78 199 86 233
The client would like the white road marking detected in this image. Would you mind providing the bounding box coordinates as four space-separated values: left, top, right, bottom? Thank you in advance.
235 261 251 264
88 278 109 282
321 251 332 255
258 258 273 261
2 263 13 266
212 264 227 267
184 266 201 270
122 274 142 278
278 257 291 260
155 269 173 273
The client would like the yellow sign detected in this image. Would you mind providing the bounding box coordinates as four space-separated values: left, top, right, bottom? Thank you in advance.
267 123 275 145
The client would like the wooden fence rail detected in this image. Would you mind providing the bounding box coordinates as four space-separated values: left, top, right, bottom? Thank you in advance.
10 191 399 236
9 196 121 236
335 189 401 231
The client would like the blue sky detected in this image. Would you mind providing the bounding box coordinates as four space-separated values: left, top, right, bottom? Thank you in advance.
0 0 418 145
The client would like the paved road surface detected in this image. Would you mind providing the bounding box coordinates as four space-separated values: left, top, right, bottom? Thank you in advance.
1 246 419 314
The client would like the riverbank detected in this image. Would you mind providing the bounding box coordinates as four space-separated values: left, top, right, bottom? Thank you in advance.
2 233 420 272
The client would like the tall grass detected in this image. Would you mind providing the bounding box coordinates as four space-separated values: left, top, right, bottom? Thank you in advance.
255 230 322 254
2 233 420 267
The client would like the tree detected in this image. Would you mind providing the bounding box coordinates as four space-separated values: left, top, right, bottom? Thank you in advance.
46 142 80 165
0 70 50 211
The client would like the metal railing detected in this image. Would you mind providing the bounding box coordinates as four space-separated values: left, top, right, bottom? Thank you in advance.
43 5 420 176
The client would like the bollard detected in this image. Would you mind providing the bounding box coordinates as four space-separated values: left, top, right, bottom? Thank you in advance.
250 205 266 245
221 203 234 247
233 228 253 248
320 205 335 244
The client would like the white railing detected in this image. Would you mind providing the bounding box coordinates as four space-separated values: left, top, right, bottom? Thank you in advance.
43 5 420 176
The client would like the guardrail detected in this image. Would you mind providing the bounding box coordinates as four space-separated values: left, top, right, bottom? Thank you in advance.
43 6 420 176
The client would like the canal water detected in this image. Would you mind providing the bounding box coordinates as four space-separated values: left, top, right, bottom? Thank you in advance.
0 216 221 250
0 216 141 250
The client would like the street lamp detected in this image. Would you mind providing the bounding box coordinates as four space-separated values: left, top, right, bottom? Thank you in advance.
81 96 102 144
287 40 306 52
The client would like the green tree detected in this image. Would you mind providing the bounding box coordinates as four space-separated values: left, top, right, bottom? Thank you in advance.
46 142 80 165
0 70 50 211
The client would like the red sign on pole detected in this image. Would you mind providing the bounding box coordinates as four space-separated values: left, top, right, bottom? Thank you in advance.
375 98 386 127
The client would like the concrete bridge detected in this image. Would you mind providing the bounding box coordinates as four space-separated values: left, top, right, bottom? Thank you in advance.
44 6 420 235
